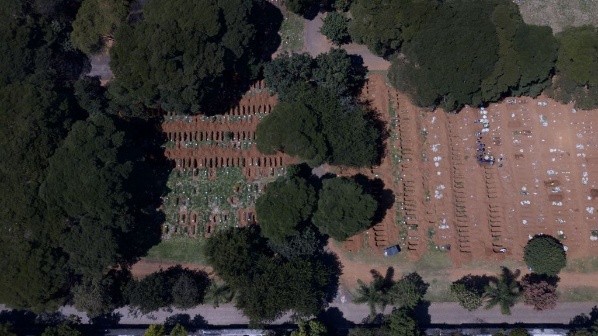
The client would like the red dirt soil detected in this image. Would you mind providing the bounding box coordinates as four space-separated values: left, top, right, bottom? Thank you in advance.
345 74 598 269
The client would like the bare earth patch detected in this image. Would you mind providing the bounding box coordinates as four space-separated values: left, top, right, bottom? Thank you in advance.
517 0 598 33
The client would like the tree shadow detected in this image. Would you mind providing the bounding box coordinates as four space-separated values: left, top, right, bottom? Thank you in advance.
118 116 174 264
89 312 122 327
412 300 432 326
202 1 283 116
453 274 493 296
0 310 36 327
191 314 209 328
570 306 598 328
165 313 191 329
352 174 395 225
318 251 343 304
348 54 368 97
317 307 355 336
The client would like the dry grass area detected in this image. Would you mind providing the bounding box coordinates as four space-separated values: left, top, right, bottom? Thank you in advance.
517 0 598 33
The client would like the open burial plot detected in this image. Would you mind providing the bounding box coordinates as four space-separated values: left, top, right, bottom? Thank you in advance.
161 167 285 238
159 81 294 239
344 74 598 266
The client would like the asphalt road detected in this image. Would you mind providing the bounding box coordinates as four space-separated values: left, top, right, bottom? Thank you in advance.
303 12 390 71
36 302 595 326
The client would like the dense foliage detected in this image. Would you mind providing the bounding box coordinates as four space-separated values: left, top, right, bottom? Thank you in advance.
320 12 350 45
521 274 559 311
71 0 129 54
548 26 598 109
524 235 566 276
0 1 170 313
204 227 340 323
313 178 377 241
352 269 428 317
125 266 209 313
110 0 282 115
484 267 521 315
285 0 320 17
450 275 491 311
256 84 379 167
255 172 317 243
263 49 367 99
351 0 561 111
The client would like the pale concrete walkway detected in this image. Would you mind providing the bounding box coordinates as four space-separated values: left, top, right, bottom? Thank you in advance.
3 302 589 326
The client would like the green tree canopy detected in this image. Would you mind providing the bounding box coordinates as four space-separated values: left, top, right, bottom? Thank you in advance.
549 26 598 109
292 320 329 336
125 266 209 313
313 177 377 241
524 235 566 276
263 49 366 99
109 0 282 114
389 272 429 309
285 0 319 17
41 113 133 276
256 173 317 243
484 267 521 315
352 269 395 317
205 227 340 323
143 325 165 336
0 80 82 311
348 0 416 57
450 275 491 311
389 0 499 111
41 324 82 336
321 12 350 45
71 0 130 54
256 84 380 167
386 307 423 336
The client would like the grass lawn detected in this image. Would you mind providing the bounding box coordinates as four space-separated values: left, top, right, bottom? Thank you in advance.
559 286 598 302
145 237 207 264
565 256 598 273
279 9 304 53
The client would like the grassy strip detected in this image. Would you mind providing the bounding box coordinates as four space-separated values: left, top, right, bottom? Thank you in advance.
559 286 598 302
279 10 304 53
145 237 207 264
565 257 598 273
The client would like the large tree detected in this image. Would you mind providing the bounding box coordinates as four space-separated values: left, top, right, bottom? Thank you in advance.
389 0 500 111
256 84 380 167
389 272 429 309
71 0 130 54
548 26 598 109
255 172 317 243
450 274 491 311
125 266 209 313
320 12 350 45
109 0 282 114
263 49 366 99
205 227 339 323
41 113 134 276
524 235 566 276
313 178 377 241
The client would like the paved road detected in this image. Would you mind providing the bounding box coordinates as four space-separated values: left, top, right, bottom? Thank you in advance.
303 12 390 71
38 302 595 326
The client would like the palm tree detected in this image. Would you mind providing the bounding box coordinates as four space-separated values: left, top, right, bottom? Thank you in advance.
352 268 395 317
205 282 235 308
484 267 521 315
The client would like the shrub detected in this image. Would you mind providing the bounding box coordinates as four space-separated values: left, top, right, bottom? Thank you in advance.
524 235 566 276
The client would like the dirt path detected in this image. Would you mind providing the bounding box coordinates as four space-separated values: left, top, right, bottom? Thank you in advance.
130 258 212 278
303 13 390 70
